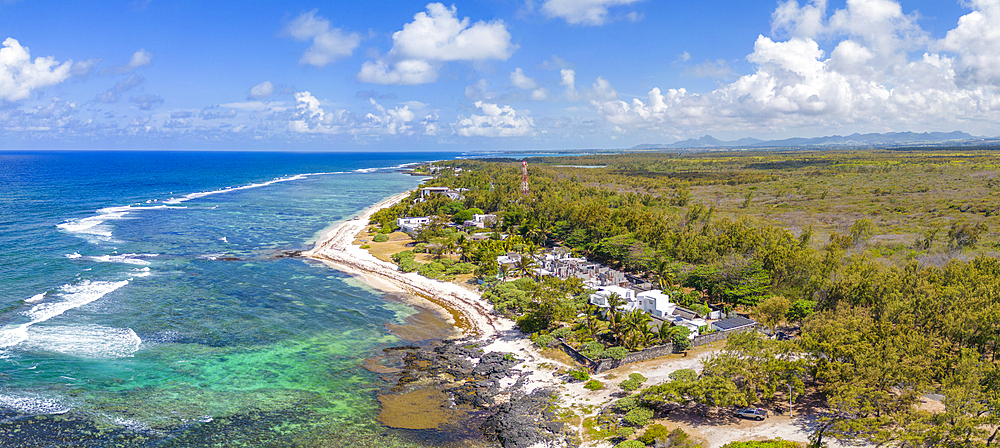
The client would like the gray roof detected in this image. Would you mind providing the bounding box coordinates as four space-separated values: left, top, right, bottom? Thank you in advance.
713 315 756 331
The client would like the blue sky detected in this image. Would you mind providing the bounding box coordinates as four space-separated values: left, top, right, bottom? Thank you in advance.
1 0 997 151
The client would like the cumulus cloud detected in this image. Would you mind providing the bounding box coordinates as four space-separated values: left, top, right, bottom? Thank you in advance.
541 0 644 26
560 68 580 101
465 78 497 101
288 90 424 137
285 10 361 67
248 81 275 99
453 101 534 137
510 68 538 90
358 3 515 85
589 0 1000 138
99 49 152 75
0 38 74 102
939 0 1000 87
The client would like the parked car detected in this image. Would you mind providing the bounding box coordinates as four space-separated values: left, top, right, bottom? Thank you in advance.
734 407 768 421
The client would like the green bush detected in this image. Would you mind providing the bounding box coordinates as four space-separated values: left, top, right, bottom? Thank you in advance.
613 440 644 448
720 440 800 448
551 326 572 339
391 250 421 273
532 334 555 348
373 233 390 243
418 261 446 279
568 367 590 382
614 396 638 413
445 262 476 275
623 406 654 427
619 373 647 392
605 346 630 360
360 244 371 249
638 424 671 445
582 341 606 359
613 427 635 440
584 380 604 390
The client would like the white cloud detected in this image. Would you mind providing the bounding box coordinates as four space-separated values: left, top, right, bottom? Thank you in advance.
465 78 496 101
939 0 1000 87
531 88 549 101
560 68 580 101
454 101 534 137
0 38 74 102
218 101 287 112
510 68 538 90
100 49 152 75
358 59 437 85
285 10 361 67
588 0 1000 138
358 3 515 85
248 81 275 99
130 94 163 110
691 59 732 79
95 74 144 103
541 0 644 26
288 90 420 137
677 51 691 62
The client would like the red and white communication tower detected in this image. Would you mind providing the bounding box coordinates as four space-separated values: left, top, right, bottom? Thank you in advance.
521 160 529 196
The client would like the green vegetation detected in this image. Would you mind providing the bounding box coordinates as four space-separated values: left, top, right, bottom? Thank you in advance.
568 367 590 382
584 380 604 391
639 425 701 447
619 373 647 392
721 440 800 448
381 152 1000 447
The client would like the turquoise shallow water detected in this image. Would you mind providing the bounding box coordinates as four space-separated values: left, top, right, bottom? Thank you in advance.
0 150 471 447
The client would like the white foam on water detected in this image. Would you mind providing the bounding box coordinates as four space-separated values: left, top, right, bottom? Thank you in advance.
220 236 228 243
22 325 142 359
87 253 158 265
131 267 152 277
25 293 45 304
0 393 71 415
162 173 310 205
65 252 82 259
0 280 130 351
57 205 173 240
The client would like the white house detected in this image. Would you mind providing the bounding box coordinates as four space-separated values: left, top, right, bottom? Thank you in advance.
636 289 675 318
397 217 431 234
589 286 638 311
464 214 498 229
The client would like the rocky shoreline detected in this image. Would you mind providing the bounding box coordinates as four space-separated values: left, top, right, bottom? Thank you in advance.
372 337 578 448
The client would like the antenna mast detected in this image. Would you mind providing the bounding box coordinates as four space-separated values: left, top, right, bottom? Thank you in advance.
521 160 529 196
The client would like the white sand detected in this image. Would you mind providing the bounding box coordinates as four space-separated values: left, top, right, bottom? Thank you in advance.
305 191 514 340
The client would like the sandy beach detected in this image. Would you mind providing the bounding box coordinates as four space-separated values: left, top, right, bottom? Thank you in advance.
305 190 515 340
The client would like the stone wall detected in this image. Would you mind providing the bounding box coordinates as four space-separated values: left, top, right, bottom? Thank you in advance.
690 325 762 347
558 340 674 373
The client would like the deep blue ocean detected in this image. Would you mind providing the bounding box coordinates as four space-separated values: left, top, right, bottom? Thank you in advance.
0 150 475 447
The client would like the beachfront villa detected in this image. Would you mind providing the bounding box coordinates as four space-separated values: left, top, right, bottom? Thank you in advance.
397 216 431 234
418 187 467 201
463 213 497 229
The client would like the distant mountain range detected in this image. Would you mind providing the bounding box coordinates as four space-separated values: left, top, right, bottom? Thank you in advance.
631 131 991 150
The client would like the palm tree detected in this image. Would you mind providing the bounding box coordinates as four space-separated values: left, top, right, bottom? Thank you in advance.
583 303 602 337
498 263 511 282
620 309 652 351
515 255 538 278
654 257 675 291
605 292 626 325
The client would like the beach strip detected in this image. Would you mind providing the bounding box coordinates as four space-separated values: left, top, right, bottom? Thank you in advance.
305 190 512 340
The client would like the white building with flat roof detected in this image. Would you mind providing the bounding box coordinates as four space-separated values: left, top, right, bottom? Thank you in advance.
589 286 638 311
397 217 431 234
636 289 675 318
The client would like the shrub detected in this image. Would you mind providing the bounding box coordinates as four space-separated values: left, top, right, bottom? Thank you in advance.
605 346 630 360
532 334 556 348
613 440 644 448
417 261 446 279
582 341 606 359
623 406 654 427
619 373 647 392
613 427 635 440
638 424 672 445
614 396 638 413
445 262 476 275
373 233 390 243
391 250 421 273
568 367 590 382
360 244 371 249
584 380 604 390
551 326 572 339
720 440 800 448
